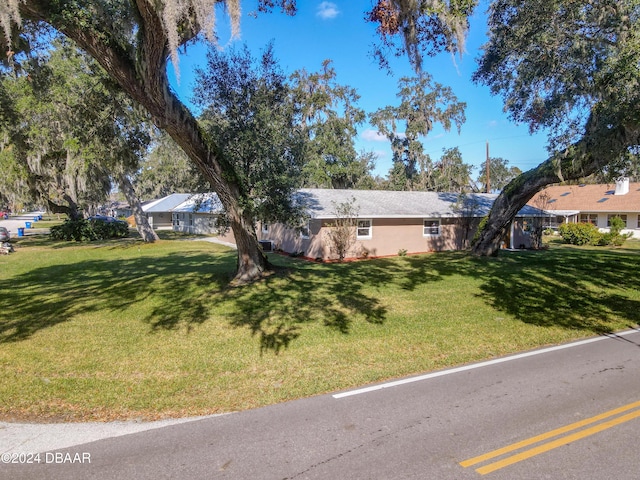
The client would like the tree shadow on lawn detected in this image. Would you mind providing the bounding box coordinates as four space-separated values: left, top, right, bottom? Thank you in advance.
0 250 233 343
473 247 640 333
2 243 638 352
218 259 394 354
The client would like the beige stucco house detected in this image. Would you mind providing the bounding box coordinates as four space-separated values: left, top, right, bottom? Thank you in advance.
260 189 546 260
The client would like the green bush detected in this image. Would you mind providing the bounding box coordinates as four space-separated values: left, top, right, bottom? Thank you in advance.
558 218 632 247
89 219 129 239
558 222 601 246
50 218 129 241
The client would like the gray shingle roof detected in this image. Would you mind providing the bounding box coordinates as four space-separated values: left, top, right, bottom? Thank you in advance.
297 189 545 219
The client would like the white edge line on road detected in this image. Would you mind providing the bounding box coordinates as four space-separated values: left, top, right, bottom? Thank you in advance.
332 329 639 399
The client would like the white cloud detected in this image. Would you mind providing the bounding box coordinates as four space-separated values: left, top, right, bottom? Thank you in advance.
316 2 340 20
361 129 388 142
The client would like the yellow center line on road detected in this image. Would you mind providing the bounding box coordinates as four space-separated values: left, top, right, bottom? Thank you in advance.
460 399 640 475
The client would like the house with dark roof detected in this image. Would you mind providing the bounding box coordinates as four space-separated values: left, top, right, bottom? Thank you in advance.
261 188 547 260
529 178 640 238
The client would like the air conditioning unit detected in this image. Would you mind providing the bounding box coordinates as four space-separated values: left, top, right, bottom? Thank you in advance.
259 240 273 252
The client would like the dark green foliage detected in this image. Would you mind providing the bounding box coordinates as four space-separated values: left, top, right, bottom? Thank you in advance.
50 218 129 242
291 60 374 189
193 43 306 228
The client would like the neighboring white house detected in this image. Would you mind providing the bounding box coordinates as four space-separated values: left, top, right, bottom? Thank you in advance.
142 193 192 229
171 193 226 235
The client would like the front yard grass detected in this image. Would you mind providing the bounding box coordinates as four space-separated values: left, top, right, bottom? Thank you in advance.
1 236 639 422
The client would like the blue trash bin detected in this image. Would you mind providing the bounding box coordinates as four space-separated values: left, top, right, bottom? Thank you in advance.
33 216 39 222
25 221 32 229
18 227 24 237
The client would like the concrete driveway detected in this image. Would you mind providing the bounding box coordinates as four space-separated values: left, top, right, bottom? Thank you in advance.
0 212 48 238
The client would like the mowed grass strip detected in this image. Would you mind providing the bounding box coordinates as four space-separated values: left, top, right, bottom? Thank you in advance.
0 236 639 422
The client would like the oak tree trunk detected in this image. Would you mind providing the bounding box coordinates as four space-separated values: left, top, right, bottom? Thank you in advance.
472 120 635 256
229 210 271 285
117 173 158 243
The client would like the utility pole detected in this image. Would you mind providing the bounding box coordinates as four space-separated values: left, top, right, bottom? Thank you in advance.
485 141 490 193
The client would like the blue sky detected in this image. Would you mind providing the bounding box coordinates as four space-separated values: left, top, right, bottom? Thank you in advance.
169 1 551 180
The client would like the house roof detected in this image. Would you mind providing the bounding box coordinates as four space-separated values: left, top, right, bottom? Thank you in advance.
529 181 640 213
172 193 225 214
297 188 545 219
142 193 192 213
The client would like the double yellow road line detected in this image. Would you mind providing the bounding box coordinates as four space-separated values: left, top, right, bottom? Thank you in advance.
460 399 640 475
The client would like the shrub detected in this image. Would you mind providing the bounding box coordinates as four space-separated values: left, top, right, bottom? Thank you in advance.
603 216 633 246
558 222 601 246
89 219 129 239
558 220 632 247
50 218 129 241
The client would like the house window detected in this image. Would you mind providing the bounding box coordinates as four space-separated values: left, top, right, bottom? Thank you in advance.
580 213 598 225
357 219 372 239
423 219 441 236
607 214 627 227
262 223 269 234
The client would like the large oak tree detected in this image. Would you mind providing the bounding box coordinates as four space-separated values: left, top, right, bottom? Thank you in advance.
470 0 640 255
1 0 471 283
2 0 285 283
366 0 640 255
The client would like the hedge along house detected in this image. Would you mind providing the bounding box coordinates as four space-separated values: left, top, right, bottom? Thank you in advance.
259 188 547 260
528 178 640 239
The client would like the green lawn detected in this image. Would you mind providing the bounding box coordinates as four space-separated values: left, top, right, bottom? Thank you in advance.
1 234 638 422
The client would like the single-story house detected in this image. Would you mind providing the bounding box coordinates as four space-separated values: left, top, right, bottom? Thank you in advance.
142 193 191 229
104 201 132 219
171 193 228 236
260 188 547 260
529 178 640 238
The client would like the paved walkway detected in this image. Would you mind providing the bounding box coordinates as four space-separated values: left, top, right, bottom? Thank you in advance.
0 415 222 455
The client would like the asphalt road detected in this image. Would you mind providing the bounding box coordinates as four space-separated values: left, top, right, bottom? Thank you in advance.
2 330 640 480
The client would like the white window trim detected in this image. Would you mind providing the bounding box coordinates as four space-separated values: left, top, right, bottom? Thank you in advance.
423 218 441 237
580 213 598 225
357 219 372 239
